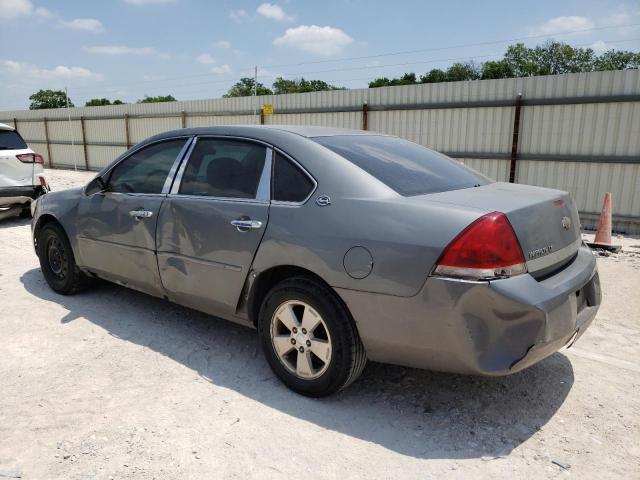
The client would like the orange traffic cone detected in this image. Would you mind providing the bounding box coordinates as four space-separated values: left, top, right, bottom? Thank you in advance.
586 192 622 252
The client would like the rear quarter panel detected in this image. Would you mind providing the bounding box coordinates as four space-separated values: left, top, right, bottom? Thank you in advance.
252 195 485 297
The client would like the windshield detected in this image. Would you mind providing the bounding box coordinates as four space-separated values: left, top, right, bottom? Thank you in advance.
313 135 490 196
0 130 28 150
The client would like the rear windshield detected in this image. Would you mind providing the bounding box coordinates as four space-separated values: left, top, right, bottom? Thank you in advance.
313 135 490 196
0 130 28 150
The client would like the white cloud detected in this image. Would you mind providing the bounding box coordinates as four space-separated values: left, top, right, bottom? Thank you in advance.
257 3 292 21
0 0 34 18
527 16 594 36
34 6 51 17
214 40 231 49
210 64 231 75
274 25 353 56
1 59 102 80
602 7 640 37
83 45 157 55
590 40 610 54
60 18 104 33
196 53 215 65
229 9 246 23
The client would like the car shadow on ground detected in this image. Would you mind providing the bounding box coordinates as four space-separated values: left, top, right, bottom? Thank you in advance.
0 215 30 227
20 267 574 460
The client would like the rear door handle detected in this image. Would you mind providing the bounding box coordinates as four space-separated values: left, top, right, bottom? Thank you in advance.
230 219 263 232
129 209 153 220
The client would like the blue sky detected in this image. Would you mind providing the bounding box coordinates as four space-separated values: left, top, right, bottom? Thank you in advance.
1 0 639 110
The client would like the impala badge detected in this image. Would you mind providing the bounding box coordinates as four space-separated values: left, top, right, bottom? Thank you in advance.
528 245 553 259
561 216 571 230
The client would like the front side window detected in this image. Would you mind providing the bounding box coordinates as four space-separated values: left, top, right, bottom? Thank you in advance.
179 138 267 199
107 139 186 194
272 152 315 203
313 135 490 196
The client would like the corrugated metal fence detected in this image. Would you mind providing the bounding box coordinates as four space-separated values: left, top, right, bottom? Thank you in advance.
1 70 639 233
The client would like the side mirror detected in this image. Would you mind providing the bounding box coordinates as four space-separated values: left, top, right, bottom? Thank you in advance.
85 175 107 196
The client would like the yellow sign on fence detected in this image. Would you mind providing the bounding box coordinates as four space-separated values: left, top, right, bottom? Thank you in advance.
262 104 274 115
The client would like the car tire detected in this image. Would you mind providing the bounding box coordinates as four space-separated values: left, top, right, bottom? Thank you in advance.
258 276 367 397
37 222 92 295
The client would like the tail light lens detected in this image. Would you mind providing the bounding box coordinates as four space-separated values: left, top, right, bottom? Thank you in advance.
16 153 44 164
432 211 527 280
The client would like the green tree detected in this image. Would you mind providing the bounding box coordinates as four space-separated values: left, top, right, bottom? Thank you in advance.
85 98 124 106
503 43 541 76
504 41 596 77
137 95 177 103
368 77 393 88
481 60 515 79
223 78 273 97
534 41 595 75
594 50 640 70
29 89 73 110
368 73 418 88
446 62 481 81
420 69 448 83
272 77 343 94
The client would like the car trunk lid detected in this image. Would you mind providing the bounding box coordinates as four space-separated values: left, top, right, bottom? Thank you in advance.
424 182 582 275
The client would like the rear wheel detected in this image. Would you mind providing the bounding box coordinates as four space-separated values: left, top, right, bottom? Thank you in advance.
258 277 367 397
37 222 92 295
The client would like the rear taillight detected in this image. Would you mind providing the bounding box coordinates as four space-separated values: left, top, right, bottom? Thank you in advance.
432 211 527 280
16 153 44 164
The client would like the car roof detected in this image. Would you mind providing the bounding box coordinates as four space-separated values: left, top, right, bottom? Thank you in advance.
0 122 15 131
149 124 383 143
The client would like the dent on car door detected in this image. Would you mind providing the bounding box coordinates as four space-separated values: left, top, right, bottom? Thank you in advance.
76 138 189 296
156 137 271 320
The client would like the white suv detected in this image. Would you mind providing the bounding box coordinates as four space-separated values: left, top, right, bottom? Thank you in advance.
0 122 48 218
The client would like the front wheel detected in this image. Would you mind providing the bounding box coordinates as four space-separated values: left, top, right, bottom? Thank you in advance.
37 222 92 295
258 277 367 397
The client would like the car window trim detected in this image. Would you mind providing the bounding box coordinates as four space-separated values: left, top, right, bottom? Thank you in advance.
170 135 273 204
89 135 193 196
270 147 318 207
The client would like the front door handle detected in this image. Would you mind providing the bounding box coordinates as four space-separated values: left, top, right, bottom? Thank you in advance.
230 219 263 232
129 209 153 220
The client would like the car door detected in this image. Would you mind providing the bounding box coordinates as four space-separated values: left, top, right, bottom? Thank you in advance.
156 137 271 320
76 137 191 297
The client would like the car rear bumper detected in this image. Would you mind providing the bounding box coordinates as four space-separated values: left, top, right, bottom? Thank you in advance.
0 186 44 208
336 244 600 375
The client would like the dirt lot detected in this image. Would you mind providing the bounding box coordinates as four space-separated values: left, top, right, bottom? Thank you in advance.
1 168 639 479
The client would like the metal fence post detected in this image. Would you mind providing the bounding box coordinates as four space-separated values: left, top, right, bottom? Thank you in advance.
124 113 131 149
13 117 18 133
509 93 523 183
362 102 368 130
260 108 265 125
181 110 186 128
80 116 89 170
43 117 53 168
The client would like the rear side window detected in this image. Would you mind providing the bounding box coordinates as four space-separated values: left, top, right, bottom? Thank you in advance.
0 130 28 150
272 152 315 203
107 139 186 194
179 138 267 199
313 135 489 196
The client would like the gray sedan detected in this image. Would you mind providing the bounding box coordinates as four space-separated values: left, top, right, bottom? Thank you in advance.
31 126 601 397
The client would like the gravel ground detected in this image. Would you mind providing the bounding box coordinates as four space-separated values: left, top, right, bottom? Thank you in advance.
0 168 638 479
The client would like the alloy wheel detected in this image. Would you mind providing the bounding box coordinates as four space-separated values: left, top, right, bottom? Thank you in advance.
270 300 333 380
